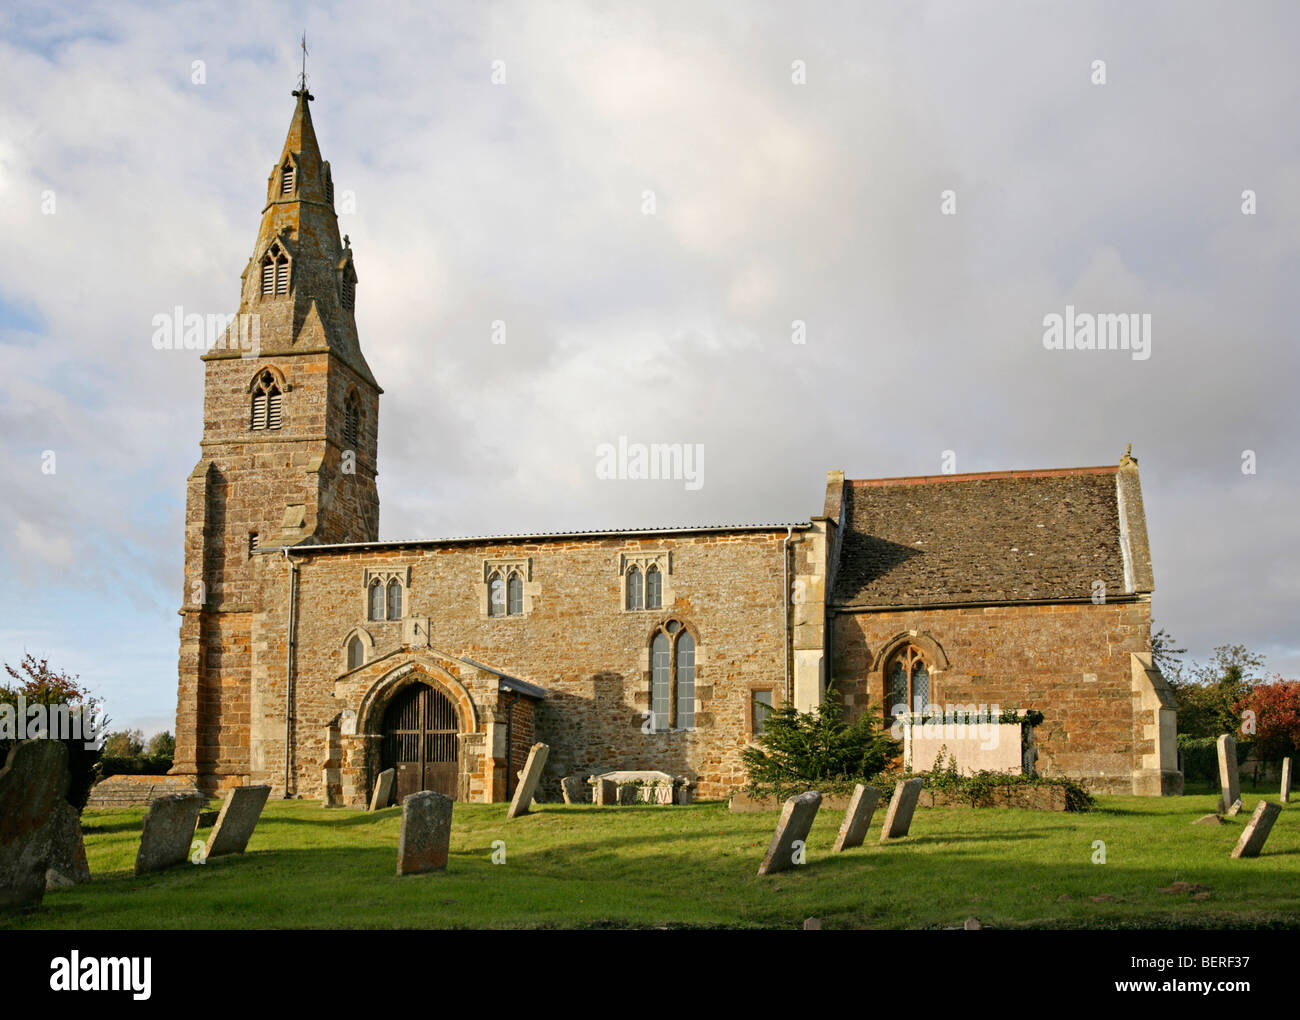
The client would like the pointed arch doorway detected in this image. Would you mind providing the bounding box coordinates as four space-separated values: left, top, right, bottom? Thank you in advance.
381 681 460 801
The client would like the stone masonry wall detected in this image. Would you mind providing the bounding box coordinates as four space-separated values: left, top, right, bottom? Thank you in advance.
240 530 792 802
832 599 1152 793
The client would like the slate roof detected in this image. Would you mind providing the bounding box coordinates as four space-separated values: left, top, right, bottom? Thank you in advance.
832 466 1145 608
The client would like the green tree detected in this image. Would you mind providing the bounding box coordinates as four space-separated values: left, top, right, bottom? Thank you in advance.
103 728 145 757
1169 644 1265 739
1151 625 1186 680
147 730 176 758
1 654 105 811
741 685 899 797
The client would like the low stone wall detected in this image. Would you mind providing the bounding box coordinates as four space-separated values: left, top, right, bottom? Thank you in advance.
86 774 206 809
729 785 1069 812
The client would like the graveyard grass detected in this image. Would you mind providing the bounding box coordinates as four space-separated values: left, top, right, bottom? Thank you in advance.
6 795 1300 930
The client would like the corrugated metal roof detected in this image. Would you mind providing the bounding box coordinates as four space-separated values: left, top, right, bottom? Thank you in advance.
287 522 810 553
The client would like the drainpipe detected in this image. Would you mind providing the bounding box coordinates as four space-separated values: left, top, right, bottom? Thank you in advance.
504 691 518 800
783 526 793 705
281 547 299 799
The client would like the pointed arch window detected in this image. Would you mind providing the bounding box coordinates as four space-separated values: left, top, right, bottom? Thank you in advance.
368 580 385 622
506 572 524 616
281 161 296 195
261 244 289 297
648 620 697 732
386 578 403 621
487 572 505 618
250 370 283 430
886 645 931 716
347 635 364 671
645 565 663 610
626 566 643 611
343 391 360 448
675 631 695 729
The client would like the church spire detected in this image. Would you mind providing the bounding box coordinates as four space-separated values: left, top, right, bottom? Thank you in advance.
280 84 322 168
208 78 377 390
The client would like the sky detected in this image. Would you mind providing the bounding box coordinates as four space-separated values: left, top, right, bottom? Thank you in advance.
1 1 1297 738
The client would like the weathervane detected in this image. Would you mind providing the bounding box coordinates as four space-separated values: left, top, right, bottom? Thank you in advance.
298 32 308 91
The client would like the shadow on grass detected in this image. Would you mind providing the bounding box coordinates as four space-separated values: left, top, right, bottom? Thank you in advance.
80 818 143 835
265 810 399 829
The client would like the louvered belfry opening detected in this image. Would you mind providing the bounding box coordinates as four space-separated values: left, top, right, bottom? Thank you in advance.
281 161 295 194
250 370 283 431
343 393 360 447
260 244 289 297
381 682 460 802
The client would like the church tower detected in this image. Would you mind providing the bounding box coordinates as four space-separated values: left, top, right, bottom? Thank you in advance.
171 85 381 791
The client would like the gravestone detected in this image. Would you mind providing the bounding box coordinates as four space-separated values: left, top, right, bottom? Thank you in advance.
757 791 822 876
593 777 617 806
832 783 881 852
1216 734 1240 814
370 768 395 811
135 792 206 875
396 790 454 875
0 740 70 910
560 775 588 804
1231 800 1282 859
45 801 91 889
879 778 924 841
1282 757 1292 804
205 784 271 858
506 743 549 819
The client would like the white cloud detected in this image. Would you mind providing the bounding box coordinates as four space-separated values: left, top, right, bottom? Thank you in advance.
1 0 1297 729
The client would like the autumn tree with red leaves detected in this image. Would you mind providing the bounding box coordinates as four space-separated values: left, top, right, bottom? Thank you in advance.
1236 678 1300 761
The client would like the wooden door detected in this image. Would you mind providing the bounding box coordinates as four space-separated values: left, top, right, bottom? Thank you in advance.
381 683 459 802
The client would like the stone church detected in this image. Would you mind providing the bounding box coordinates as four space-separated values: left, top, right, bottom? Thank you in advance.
169 88 1181 806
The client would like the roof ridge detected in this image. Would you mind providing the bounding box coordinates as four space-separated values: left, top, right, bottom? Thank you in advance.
849 465 1118 487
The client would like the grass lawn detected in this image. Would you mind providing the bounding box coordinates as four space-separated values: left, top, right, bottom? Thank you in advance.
6 792 1299 930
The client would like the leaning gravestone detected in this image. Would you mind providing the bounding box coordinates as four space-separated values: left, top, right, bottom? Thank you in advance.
560 775 588 804
205 785 271 858
370 768 395 811
832 783 881 852
1231 801 1283 859
506 743 549 819
45 801 92 889
1282 757 1292 805
593 777 618 806
0 740 70 910
1217 734 1241 815
757 791 822 876
396 790 454 875
134 792 205 876
879 778 924 842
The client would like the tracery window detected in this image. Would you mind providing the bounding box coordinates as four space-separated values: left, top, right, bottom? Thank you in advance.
648 620 696 732
887 645 931 715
